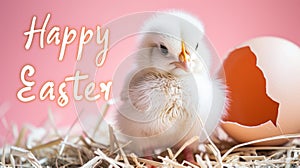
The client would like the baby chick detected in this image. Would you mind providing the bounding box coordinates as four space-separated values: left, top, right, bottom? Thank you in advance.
114 10 227 161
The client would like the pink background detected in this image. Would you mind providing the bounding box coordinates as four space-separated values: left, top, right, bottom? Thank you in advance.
1 0 300 143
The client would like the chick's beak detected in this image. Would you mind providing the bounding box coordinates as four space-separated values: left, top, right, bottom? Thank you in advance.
177 41 191 72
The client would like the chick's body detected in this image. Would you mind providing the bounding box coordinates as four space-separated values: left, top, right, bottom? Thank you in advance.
114 11 227 156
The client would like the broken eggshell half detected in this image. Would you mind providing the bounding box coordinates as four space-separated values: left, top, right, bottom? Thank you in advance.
220 36 300 145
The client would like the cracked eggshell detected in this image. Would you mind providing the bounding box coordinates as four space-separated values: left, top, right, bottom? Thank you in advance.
221 36 300 145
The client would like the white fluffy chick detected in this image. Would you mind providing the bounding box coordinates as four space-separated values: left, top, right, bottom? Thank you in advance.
114 11 227 158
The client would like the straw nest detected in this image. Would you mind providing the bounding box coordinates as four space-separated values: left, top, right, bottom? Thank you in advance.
1 104 300 168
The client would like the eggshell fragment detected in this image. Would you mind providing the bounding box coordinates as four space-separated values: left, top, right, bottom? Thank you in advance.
221 36 300 145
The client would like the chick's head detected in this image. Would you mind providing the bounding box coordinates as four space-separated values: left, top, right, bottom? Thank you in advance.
136 11 210 76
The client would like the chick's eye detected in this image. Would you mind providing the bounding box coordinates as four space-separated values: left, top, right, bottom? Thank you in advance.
159 44 168 55
195 43 199 50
